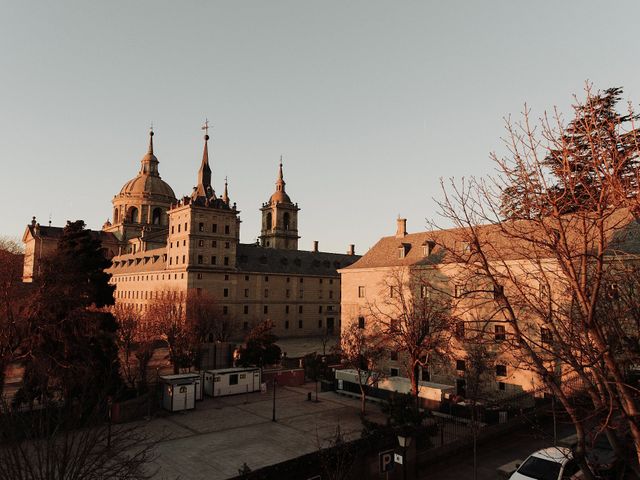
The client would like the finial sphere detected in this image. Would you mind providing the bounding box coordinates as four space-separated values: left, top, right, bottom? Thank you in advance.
149 131 154 137
204 134 210 141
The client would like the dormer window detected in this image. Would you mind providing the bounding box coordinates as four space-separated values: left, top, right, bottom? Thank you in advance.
398 243 410 259
422 240 434 257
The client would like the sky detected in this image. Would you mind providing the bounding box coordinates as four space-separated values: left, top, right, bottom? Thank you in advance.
2 1 640 254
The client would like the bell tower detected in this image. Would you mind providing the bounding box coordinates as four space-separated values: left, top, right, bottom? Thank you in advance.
260 158 300 250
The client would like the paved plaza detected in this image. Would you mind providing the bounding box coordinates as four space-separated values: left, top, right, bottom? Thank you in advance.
140 384 386 480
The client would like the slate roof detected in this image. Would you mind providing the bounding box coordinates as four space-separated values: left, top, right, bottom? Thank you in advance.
25 225 119 244
236 244 360 276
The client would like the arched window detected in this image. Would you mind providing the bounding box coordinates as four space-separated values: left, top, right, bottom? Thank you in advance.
152 207 162 225
113 208 119 224
283 212 290 230
127 206 139 223
266 212 272 230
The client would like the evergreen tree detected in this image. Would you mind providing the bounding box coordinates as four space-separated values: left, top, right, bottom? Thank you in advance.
16 220 121 409
501 86 640 217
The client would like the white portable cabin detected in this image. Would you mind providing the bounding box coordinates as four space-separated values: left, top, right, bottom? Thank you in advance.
204 367 261 397
160 373 201 412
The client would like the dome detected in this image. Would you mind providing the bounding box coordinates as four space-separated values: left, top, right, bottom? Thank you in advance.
269 190 291 204
119 174 176 200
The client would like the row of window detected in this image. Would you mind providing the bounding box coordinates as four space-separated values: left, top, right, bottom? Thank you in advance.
196 255 230 266
114 272 184 283
455 359 508 377
197 222 231 234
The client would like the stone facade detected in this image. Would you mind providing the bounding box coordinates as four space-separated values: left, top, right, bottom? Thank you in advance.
23 129 359 338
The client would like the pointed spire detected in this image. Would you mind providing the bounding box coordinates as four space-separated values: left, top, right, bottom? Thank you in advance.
148 123 154 154
222 176 229 204
192 120 213 202
140 126 159 176
275 155 286 192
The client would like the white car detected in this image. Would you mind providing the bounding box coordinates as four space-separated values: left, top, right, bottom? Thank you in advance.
509 447 582 480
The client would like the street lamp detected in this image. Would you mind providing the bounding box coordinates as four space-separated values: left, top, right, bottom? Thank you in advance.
397 432 412 480
272 378 277 422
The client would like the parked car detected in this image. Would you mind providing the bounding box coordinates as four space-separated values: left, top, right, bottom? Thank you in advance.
510 447 581 480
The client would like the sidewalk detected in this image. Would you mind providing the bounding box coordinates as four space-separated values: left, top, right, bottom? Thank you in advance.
139 384 386 480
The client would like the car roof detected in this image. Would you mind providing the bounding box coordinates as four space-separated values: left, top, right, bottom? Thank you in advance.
530 447 573 463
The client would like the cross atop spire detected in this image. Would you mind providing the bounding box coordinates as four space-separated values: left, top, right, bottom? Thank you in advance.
223 176 229 204
202 118 210 140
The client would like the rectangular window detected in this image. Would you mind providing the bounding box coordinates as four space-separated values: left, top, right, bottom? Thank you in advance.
493 284 504 300
358 286 365 298
197 273 202 279
243 321 249 330
224 257 229 266
541 327 552 344
390 351 398 361
264 306 268 314
244 289 249 298
285 305 290 314
224 274 229 280
264 275 269 282
182 255 186 264
229 374 238 385
225 225 230 234
212 240 217 248
243 305 249 314
496 364 507 377
358 316 365 329
171 226 174 234
298 305 303 314
212 224 217 233
223 306 228 315
299 289 304 299
298 320 303 328
285 320 290 329
390 367 399 377
225 242 230 249
318 319 323 328
264 289 269 298
498 381 506 391
198 222 204 232
197 255 203 264
456 360 466 371
300 278 304 283
286 277 290 283
245 275 249 281
318 305 323 313
286 289 290 298
389 286 394 298
455 321 465 338
454 284 465 298
223 288 229 298
494 325 506 341
329 290 333 299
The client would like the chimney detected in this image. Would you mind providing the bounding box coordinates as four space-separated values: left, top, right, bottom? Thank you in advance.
313 240 319 253
348 244 355 255
396 217 407 238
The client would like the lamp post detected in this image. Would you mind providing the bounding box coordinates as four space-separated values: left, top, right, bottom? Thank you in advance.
397 432 412 480
272 378 277 422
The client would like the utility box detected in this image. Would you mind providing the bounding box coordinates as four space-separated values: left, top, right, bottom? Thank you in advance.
160 373 200 412
204 367 261 398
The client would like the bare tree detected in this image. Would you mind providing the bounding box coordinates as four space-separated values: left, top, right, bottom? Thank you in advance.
339 322 386 415
0 398 156 480
146 292 194 374
368 268 454 412
0 237 26 398
435 84 640 478
113 305 141 389
186 291 235 343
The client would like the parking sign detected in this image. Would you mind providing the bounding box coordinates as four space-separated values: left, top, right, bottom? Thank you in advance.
379 449 395 473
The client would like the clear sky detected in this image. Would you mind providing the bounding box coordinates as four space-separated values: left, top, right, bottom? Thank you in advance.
2 1 639 254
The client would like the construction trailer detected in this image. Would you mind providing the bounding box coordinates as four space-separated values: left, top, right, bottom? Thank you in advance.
203 367 261 398
159 373 202 412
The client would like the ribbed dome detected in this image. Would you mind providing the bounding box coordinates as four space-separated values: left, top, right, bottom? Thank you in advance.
119 174 176 199
269 190 291 204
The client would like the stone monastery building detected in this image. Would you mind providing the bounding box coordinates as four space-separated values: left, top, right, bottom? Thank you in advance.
23 128 359 337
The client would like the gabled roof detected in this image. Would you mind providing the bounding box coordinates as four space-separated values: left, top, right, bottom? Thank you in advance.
344 208 640 270
23 224 119 244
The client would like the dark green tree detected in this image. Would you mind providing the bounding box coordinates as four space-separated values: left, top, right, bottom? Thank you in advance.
16 220 121 410
501 85 640 218
238 320 281 367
